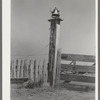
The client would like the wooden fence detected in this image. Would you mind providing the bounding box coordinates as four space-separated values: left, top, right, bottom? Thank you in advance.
10 59 48 84
10 52 95 87
60 54 95 83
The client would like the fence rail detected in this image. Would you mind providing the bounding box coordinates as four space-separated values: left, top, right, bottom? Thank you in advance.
61 64 95 74
61 54 95 62
60 74 95 83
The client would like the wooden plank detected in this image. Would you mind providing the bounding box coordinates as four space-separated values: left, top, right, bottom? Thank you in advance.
23 60 28 78
13 60 16 78
30 60 34 79
18 59 21 78
43 60 48 84
11 60 14 78
40 60 45 85
38 60 41 82
61 64 95 73
61 54 95 62
34 60 36 82
19 60 22 78
21 60 24 78
26 60 29 78
42 60 44 84
15 60 18 78
34 60 38 82
37 62 40 82
55 49 61 86
10 60 12 78
60 74 95 83
28 60 31 79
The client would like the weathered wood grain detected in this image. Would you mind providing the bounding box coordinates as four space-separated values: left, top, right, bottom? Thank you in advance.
55 49 61 86
60 74 95 83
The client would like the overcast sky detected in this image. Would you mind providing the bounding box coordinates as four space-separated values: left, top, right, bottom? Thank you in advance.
11 0 95 58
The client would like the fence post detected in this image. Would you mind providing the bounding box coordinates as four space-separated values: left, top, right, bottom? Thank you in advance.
48 8 63 87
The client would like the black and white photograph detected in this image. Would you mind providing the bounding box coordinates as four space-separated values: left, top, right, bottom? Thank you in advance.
9 0 97 100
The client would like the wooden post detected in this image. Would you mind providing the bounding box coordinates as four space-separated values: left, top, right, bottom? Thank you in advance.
48 7 63 87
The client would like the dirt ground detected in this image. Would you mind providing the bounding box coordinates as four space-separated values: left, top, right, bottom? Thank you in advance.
11 84 95 100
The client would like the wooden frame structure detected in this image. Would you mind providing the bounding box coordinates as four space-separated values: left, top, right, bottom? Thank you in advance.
60 53 95 83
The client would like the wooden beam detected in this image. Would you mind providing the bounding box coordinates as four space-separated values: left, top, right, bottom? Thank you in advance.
55 49 61 86
61 54 95 62
60 74 95 83
61 64 95 73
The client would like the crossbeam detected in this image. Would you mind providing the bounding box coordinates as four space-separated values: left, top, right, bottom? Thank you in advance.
60 74 95 83
61 64 95 73
61 54 95 62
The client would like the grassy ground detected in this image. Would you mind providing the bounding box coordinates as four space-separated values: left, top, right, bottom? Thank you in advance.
11 82 95 100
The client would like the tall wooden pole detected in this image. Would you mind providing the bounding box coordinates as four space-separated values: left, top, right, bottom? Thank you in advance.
48 7 63 87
